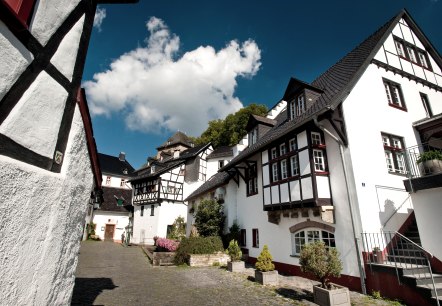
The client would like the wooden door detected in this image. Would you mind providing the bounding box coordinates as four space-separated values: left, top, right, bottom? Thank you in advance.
104 224 115 240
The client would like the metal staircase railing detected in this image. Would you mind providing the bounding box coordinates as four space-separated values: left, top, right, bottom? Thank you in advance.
362 231 439 305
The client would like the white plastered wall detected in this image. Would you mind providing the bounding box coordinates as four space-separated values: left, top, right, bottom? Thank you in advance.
0 107 94 305
93 212 129 241
411 187 442 260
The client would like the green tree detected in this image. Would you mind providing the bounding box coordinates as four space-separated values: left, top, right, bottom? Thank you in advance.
167 216 186 241
192 103 268 147
194 199 225 237
227 239 242 262
299 241 343 289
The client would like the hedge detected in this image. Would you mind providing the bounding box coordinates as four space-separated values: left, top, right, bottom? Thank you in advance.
174 236 224 265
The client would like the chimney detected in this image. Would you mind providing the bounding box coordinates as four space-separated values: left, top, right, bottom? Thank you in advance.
119 152 126 161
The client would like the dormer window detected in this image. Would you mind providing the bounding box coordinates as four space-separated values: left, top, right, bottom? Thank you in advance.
249 127 258 145
151 165 156 173
290 100 296 120
296 95 306 116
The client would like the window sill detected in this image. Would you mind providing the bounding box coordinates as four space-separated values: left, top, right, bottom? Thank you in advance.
388 171 408 177
315 171 329 175
312 144 326 149
246 192 259 197
290 254 300 258
252 245 259 248
388 103 407 112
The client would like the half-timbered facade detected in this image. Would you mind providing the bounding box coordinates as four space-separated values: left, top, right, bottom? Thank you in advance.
0 0 136 305
187 10 442 305
130 132 214 244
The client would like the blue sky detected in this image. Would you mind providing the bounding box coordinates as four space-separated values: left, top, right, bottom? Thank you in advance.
83 0 442 169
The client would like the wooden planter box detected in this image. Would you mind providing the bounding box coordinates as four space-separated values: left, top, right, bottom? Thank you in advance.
254 270 278 285
227 261 245 272
313 284 351 306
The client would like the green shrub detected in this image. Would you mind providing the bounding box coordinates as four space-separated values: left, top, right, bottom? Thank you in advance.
416 150 442 164
227 239 242 262
255 245 275 272
174 236 224 265
299 241 343 289
222 221 241 248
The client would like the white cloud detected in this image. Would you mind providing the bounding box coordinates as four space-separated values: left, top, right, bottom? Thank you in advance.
83 17 261 136
93 7 106 32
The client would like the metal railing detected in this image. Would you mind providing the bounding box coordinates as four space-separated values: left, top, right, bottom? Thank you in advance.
404 143 442 178
362 231 439 305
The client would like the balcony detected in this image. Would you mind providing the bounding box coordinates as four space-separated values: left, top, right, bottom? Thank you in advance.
403 142 442 192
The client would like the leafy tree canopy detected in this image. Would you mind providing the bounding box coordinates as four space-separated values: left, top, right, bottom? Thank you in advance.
191 103 268 147
194 199 225 237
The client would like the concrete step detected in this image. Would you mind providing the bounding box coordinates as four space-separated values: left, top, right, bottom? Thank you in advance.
417 281 442 298
387 255 427 265
404 273 442 286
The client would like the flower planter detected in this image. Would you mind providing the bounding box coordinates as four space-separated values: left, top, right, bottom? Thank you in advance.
227 261 244 272
419 159 442 175
313 284 351 306
254 270 278 285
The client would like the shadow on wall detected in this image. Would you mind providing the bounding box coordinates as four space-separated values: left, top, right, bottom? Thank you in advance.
71 278 117 305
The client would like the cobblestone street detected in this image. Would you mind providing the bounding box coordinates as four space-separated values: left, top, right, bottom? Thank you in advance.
71 241 315 306
72 241 402 306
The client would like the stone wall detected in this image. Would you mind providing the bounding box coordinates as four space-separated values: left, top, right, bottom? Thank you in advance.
153 252 175 266
189 252 230 267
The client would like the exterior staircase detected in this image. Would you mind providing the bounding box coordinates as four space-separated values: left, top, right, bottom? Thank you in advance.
363 218 442 305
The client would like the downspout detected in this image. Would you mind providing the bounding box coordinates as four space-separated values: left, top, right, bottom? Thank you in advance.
313 117 367 294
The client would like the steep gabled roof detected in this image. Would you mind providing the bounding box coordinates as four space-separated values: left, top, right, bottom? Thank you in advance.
221 10 411 171
98 153 135 177
208 146 233 159
130 143 211 182
156 131 194 150
245 114 277 132
98 186 133 213
185 171 231 201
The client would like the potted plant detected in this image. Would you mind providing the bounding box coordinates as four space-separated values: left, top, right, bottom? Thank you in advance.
417 150 442 175
254 245 278 285
227 239 244 272
371 247 384 264
299 241 350 306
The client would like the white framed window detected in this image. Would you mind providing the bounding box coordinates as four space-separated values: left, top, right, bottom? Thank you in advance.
383 79 406 109
252 228 259 248
291 229 335 256
281 160 288 179
296 95 305 116
280 143 286 156
106 176 111 185
120 179 126 187
395 40 405 57
311 132 322 145
290 100 296 120
382 133 407 174
313 149 325 171
218 160 225 169
249 127 258 145
247 165 258 196
420 93 432 118
272 163 278 182
289 138 297 151
407 46 417 63
271 148 277 160
418 51 428 68
290 155 299 176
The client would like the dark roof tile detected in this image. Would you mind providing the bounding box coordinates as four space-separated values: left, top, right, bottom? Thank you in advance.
98 153 135 177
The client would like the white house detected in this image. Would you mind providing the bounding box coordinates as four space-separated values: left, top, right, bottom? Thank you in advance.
130 131 215 245
186 9 442 306
91 152 135 242
0 0 136 304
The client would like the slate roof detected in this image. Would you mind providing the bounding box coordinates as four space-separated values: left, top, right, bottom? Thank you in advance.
221 10 404 171
157 131 193 150
98 153 135 177
185 171 231 201
98 186 133 213
130 143 211 182
207 146 233 159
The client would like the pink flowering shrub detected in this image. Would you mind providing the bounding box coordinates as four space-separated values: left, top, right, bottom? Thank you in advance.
156 238 179 252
